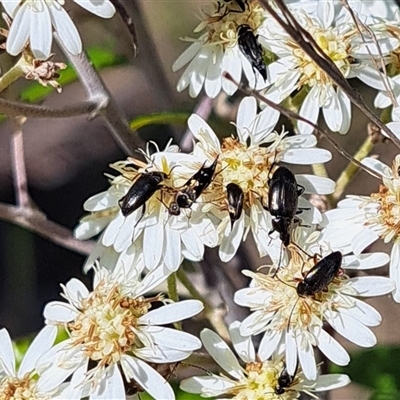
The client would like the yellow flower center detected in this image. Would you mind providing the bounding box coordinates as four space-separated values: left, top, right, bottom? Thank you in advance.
0 375 46 400
196 1 264 49
227 361 299 399
250 248 350 331
367 159 400 243
204 136 286 211
67 280 160 366
289 19 353 88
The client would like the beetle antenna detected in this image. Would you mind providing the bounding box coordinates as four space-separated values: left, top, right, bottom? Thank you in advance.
272 242 284 277
286 298 299 332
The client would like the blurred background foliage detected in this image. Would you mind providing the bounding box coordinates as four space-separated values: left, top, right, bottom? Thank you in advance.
0 1 399 399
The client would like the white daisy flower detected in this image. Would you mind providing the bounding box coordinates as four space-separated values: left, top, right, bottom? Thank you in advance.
259 0 399 134
172 0 268 98
322 154 400 302
37 265 203 400
189 96 335 262
0 326 58 399
74 141 219 273
234 228 393 380
2 0 115 59
180 322 350 399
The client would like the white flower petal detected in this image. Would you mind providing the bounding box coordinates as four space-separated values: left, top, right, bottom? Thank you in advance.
298 339 317 380
337 88 351 134
205 49 223 98
120 356 174 400
173 41 202 72
30 1 52 59
18 325 57 378
74 215 114 240
285 331 297 376
144 222 164 269
181 228 203 260
73 0 115 18
282 148 332 164
295 174 335 195
91 364 124 400
313 374 351 392
314 327 350 366
351 228 380 256
240 310 274 336
200 329 244 380
139 300 203 325
180 375 235 395
134 346 190 363
325 310 377 347
2 0 19 17
0 329 15 376
258 329 282 361
6 2 31 56
52 360 87 399
347 276 395 297
222 47 242 95
390 242 400 303
237 96 257 143
361 157 391 178
343 252 389 270
65 277 90 307
188 114 220 151
336 298 381 327
164 228 181 271
219 213 245 262
49 3 82 55
146 326 201 352
298 86 320 135
322 88 343 132
229 321 255 364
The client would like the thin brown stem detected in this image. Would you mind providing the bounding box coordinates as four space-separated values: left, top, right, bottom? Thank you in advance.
9 117 30 208
0 98 97 118
54 34 136 154
0 204 94 255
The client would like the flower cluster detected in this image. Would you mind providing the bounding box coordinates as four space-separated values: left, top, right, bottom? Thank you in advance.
4 0 400 399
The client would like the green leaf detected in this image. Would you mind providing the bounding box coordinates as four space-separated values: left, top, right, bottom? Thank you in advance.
20 47 126 103
330 346 400 399
130 112 191 130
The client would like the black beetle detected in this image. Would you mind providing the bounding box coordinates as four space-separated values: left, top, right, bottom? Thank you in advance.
275 364 295 395
237 24 267 80
297 251 343 297
119 171 167 217
266 166 305 247
167 157 219 215
226 183 244 226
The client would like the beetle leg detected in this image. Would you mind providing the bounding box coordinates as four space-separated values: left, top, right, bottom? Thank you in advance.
134 203 146 227
297 184 305 195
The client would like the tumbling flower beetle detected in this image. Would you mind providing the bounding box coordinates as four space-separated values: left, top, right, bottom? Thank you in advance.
119 171 167 217
265 166 305 247
296 251 343 297
237 24 267 80
167 157 219 215
275 364 295 395
226 183 244 226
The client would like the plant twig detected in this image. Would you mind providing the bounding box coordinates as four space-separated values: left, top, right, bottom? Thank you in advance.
54 34 135 155
0 204 94 255
0 98 97 118
109 0 138 56
259 0 400 149
9 117 30 208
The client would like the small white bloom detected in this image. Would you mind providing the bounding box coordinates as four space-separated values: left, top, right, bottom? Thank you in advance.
172 0 268 98
259 0 399 134
37 265 203 400
322 154 400 302
0 326 58 399
234 229 393 380
75 141 219 273
181 322 350 399
3 0 115 59
189 96 335 262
